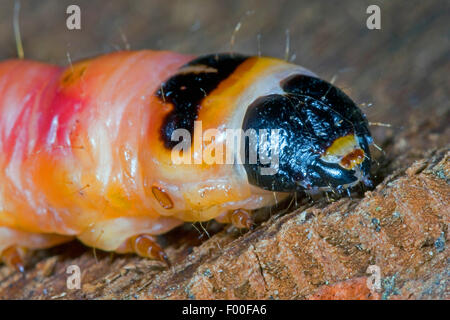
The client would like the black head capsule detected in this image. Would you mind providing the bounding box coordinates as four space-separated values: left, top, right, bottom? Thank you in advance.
242 74 373 193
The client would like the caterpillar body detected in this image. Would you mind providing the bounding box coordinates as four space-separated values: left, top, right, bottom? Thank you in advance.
0 50 372 269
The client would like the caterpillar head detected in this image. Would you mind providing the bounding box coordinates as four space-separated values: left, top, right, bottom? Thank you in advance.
242 74 373 193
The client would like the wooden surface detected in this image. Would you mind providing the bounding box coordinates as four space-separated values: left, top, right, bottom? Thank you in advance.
0 0 448 299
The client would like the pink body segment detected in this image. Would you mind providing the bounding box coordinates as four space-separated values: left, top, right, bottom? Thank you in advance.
0 51 194 253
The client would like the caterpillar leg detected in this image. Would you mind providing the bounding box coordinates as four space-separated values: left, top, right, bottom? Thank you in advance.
116 234 170 265
216 209 254 229
1 246 26 272
77 216 182 264
0 227 74 271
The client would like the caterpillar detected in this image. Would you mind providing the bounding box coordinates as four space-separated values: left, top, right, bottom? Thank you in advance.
0 50 373 270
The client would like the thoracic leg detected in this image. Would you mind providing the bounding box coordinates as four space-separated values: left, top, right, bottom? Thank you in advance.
0 227 73 271
76 216 182 265
116 234 170 265
215 209 254 229
1 246 26 272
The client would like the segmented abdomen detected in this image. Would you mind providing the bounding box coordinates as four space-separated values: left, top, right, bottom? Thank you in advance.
0 51 192 234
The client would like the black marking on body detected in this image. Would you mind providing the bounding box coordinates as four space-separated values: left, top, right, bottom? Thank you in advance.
156 53 248 148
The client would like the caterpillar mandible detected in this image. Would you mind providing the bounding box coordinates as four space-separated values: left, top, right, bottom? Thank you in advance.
0 50 373 270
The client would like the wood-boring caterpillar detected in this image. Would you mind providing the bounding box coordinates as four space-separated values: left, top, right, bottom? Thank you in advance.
0 51 373 270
